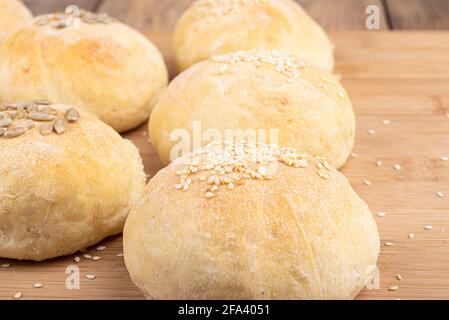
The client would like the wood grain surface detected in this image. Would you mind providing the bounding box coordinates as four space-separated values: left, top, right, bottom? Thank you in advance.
21 0 449 30
385 0 449 30
1 31 449 300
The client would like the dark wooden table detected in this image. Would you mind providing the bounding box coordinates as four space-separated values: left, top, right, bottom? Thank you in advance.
22 0 449 31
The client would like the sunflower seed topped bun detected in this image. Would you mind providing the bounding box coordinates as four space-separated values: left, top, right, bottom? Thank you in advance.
0 0 33 44
124 140 380 299
173 0 334 72
0 102 146 261
0 10 168 132
149 50 355 168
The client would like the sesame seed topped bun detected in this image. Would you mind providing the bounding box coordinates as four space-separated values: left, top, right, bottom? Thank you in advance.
173 0 334 72
124 140 380 299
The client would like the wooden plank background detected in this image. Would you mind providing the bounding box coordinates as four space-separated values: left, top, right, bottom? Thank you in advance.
21 0 449 30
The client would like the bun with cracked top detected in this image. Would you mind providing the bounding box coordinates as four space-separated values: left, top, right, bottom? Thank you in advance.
0 10 168 132
0 101 146 261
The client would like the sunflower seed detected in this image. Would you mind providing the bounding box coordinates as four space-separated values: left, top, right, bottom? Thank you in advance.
0 115 12 127
41 106 57 115
1 263 11 268
53 119 66 134
92 256 101 261
25 103 38 113
12 119 35 130
83 254 92 260
28 112 56 121
86 274 96 280
33 99 52 105
35 17 49 26
51 20 67 29
4 127 25 138
96 246 106 251
65 108 80 122
396 274 402 281
39 123 53 135
33 283 43 288
13 292 22 299
408 233 415 239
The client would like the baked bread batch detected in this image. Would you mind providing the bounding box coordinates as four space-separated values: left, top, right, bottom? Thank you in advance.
174 0 334 72
0 10 168 132
150 49 354 168
0 0 380 300
0 0 32 44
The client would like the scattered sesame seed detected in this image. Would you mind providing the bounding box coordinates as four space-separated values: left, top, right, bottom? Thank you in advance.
424 225 433 230
338 90 345 98
408 233 415 239
83 254 92 260
96 246 106 251
364 180 372 186
377 211 386 217
117 253 124 257
383 119 390 125
85 274 96 280
351 153 358 158
1 263 11 268
13 292 22 299
73 256 80 263
385 242 394 247
205 192 215 199
367 129 376 135
92 256 101 261
396 274 402 281
440 156 448 162
376 161 383 167
33 283 43 288
436 191 445 198
393 164 402 171
389 285 399 291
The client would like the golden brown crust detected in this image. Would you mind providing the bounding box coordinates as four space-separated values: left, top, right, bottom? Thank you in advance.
0 11 168 132
149 50 355 168
0 0 33 43
0 103 146 261
124 142 380 299
174 0 334 72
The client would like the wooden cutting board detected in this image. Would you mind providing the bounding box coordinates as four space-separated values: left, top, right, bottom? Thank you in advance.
1 31 449 300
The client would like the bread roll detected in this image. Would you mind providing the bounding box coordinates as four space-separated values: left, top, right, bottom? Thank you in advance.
0 0 32 43
149 50 355 169
0 10 168 132
174 0 334 72
124 141 380 299
0 101 146 261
